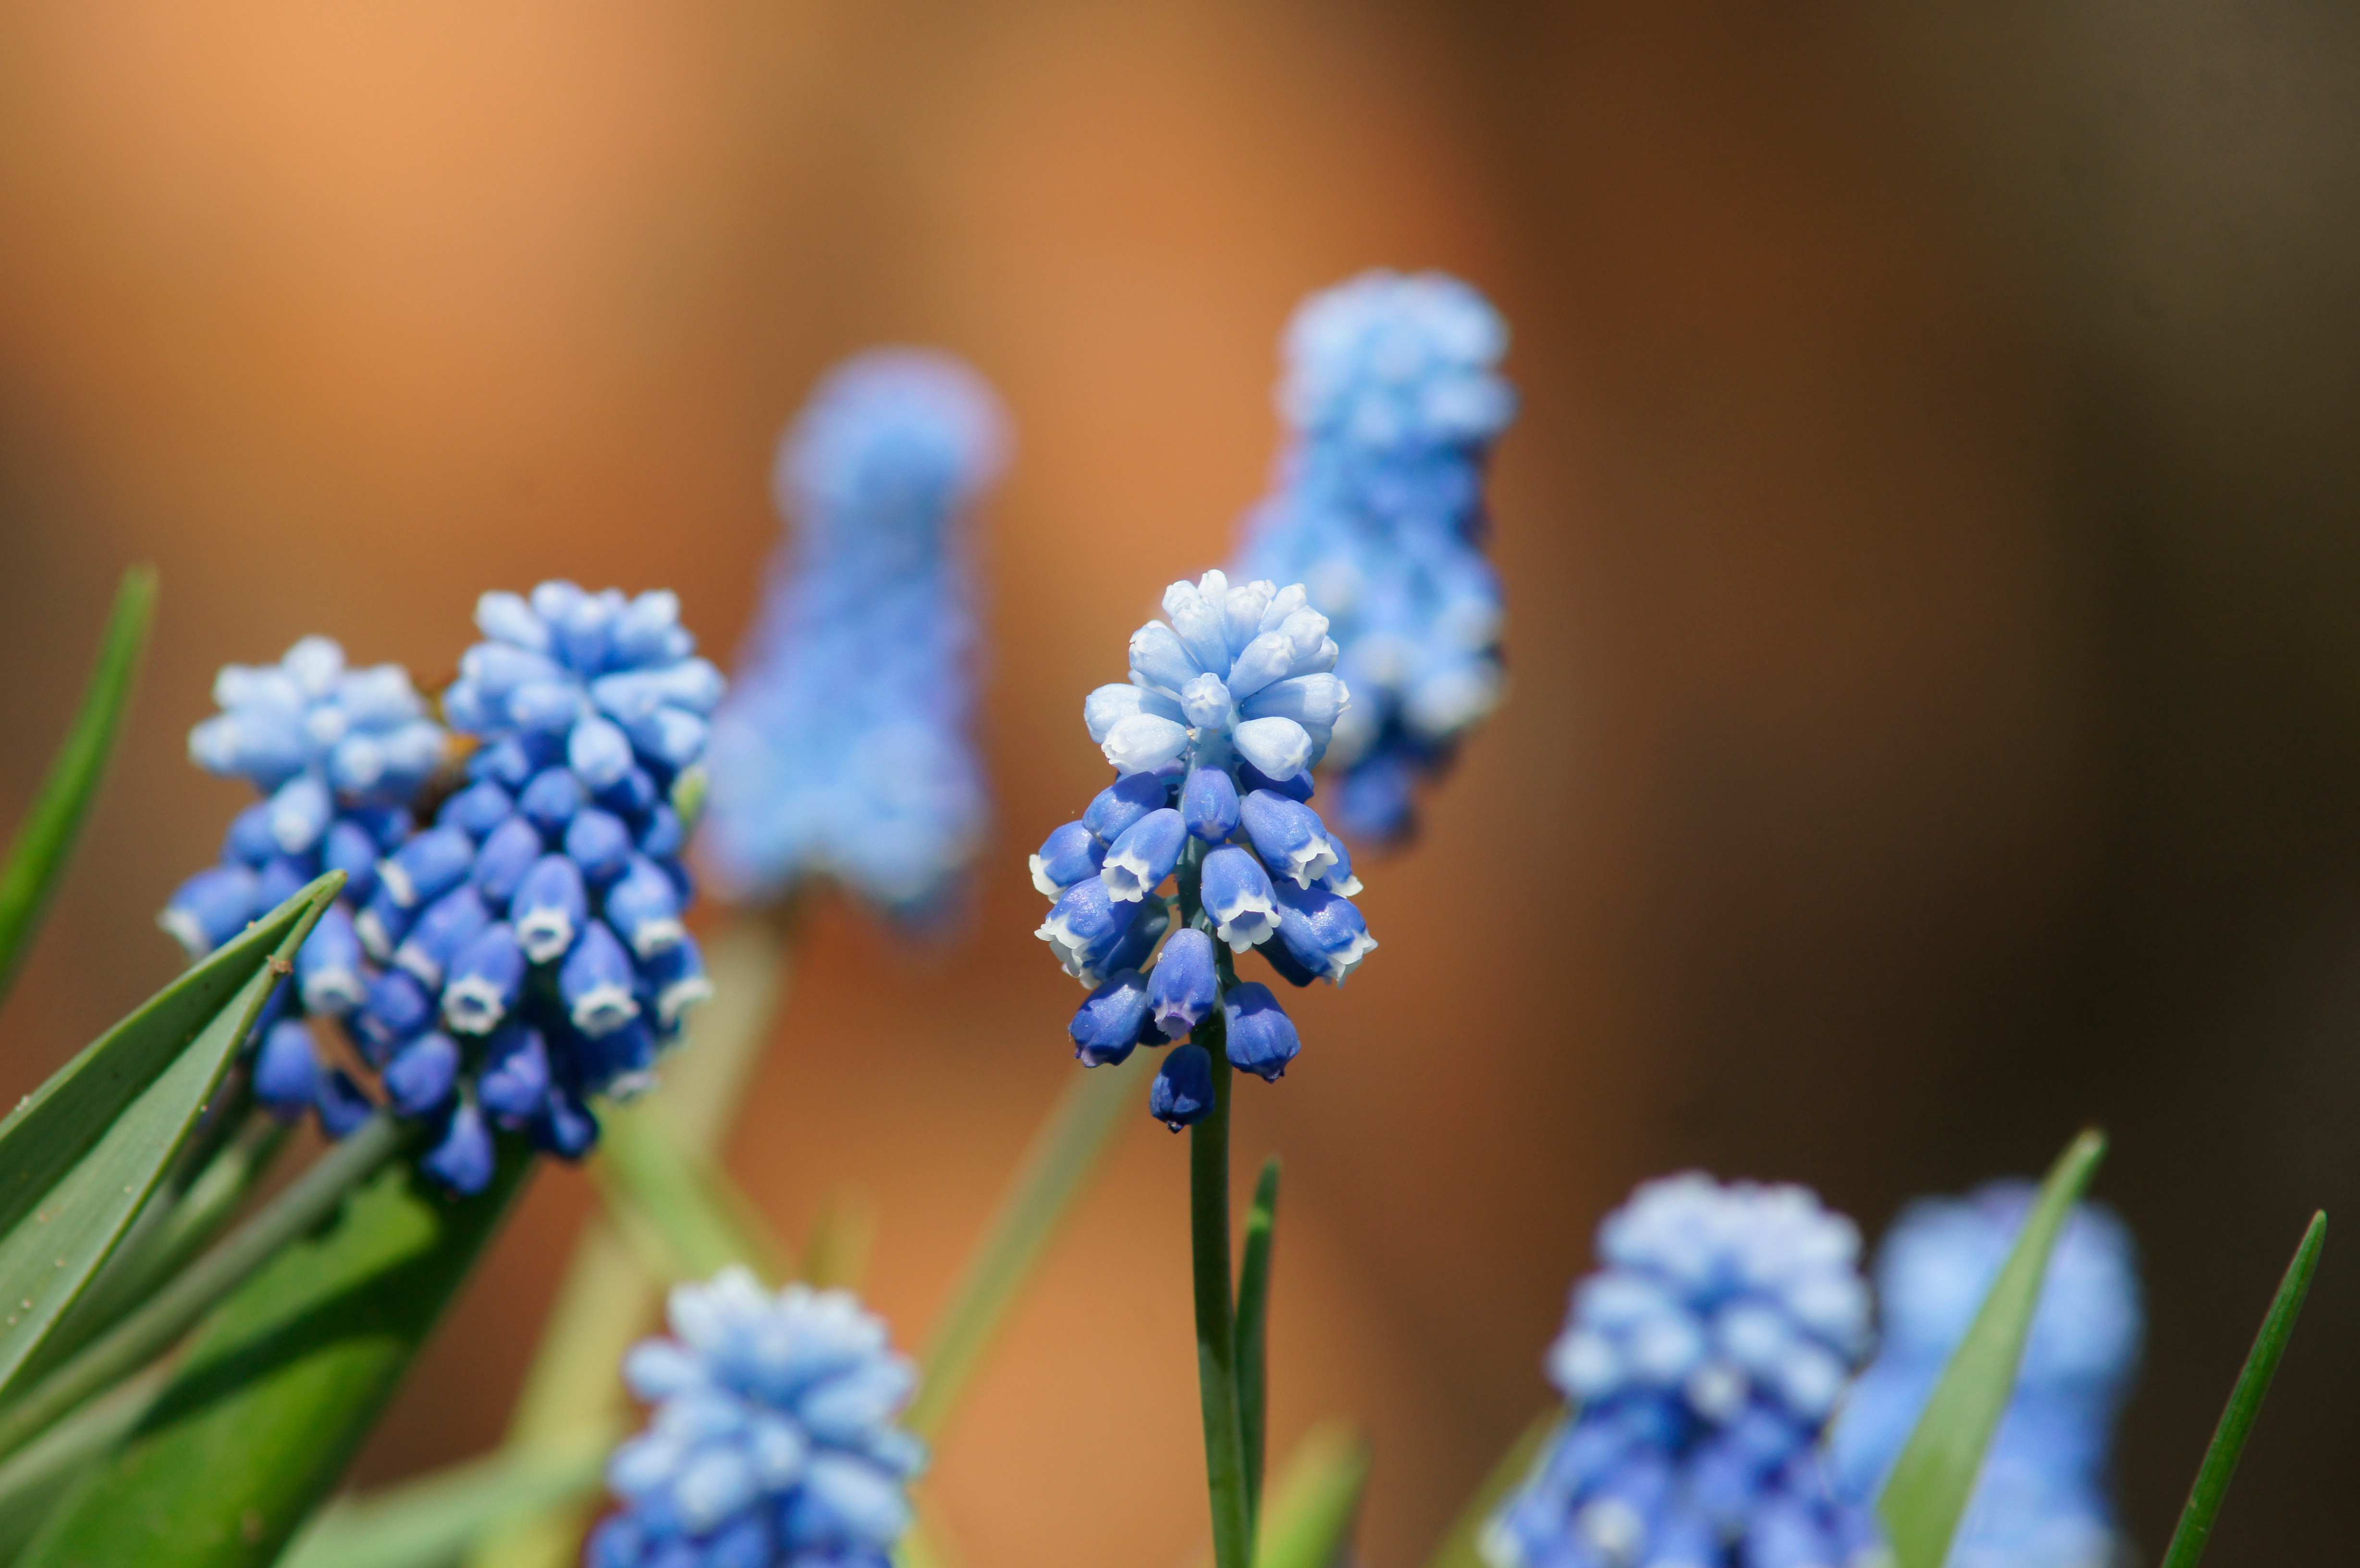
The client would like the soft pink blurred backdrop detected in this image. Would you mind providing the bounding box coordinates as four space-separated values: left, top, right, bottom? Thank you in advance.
0 2 2354 1563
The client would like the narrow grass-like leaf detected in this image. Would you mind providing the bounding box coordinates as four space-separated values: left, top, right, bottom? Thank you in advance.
0 565 156 1012
803 1184 878 1289
1877 1128 2107 1568
1234 1156 1280 1527
0 870 339 1401
1256 1421 1371 1568
15 1136 534 1568
904 1052 1143 1442
0 1357 172 1557
0 1114 410 1465
1424 1406 1560 1568
2158 1209 2326 1568
469 917 791 1568
278 1419 617 1568
594 1100 789 1285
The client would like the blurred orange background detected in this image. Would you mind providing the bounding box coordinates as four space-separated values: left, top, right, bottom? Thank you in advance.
0 1 2355 1563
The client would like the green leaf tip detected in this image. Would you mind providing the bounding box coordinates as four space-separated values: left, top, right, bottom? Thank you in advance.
2158 1208 2326 1568
0 564 158 1012
1256 1421 1372 1568
0 869 339 1405
1876 1127 2108 1568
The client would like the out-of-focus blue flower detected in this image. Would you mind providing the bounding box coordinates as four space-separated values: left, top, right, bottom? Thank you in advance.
703 350 1007 921
1035 572 1377 1127
1486 1174 1883 1568
1233 270 1516 847
590 1266 924 1568
161 638 447 1148
1828 1184 2143 1568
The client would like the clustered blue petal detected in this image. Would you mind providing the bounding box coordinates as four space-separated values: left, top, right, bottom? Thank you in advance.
1233 270 1516 846
160 585 724 1196
1036 572 1377 1126
160 637 453 1152
703 350 1007 920
591 1266 924 1568
1828 1184 2143 1568
1486 1175 1883 1568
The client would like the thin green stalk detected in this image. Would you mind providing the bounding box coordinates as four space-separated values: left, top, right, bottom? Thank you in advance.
1191 1030 1253 1568
468 915 791 1568
0 564 156 1011
2158 1210 2327 1568
904 1054 1143 1441
0 1114 411 1465
1234 1157 1280 1528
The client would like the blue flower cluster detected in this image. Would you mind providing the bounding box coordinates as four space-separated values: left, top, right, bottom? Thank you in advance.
704 350 1006 920
1828 1185 2143 1568
160 585 723 1194
591 1267 924 1568
1233 270 1516 846
1486 1175 1884 1568
1032 571 1376 1127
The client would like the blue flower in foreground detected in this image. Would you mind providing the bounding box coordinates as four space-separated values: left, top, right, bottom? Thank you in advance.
1486 1174 1883 1568
704 350 1007 920
1828 1185 2142 1568
1035 571 1376 1126
590 1266 924 1568
162 637 447 1146
1234 270 1516 846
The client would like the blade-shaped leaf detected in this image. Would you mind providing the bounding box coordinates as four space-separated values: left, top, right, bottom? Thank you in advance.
0 870 340 1399
1234 1156 1279 1527
593 1098 790 1286
1425 1406 1560 1568
2159 1209 2326 1568
0 565 157 1012
1256 1421 1371 1568
1877 1128 2107 1568
277 1421 616 1568
15 1137 534 1568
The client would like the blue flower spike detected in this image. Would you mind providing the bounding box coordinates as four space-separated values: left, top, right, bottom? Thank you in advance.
160 583 722 1194
703 350 1008 923
1485 1174 1885 1568
1828 1183 2143 1568
1234 270 1518 846
1037 571 1378 1123
591 1267 925 1568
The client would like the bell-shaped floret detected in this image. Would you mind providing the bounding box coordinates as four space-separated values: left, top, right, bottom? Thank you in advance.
1030 820 1105 897
1222 982 1301 1081
1148 928 1219 1040
1200 846 1278 953
514 854 589 964
560 919 642 1037
294 903 368 1015
381 826 475 910
1239 790 1341 889
1149 1043 1217 1131
1270 882 1378 983
1084 773 1169 842
606 855 688 957
384 1032 462 1116
1181 766 1240 843
1099 808 1185 902
1069 970 1154 1067
253 1019 320 1117
393 885 492 989
160 865 259 957
421 1100 496 1195
442 921 528 1034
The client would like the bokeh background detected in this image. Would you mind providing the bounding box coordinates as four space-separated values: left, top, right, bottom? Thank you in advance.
1 0 2355 1562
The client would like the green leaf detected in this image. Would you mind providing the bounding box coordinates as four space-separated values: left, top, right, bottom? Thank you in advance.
0 565 157 1013
277 1421 616 1568
801 1184 878 1290
2159 1209 2326 1568
1424 1406 1560 1568
1255 1421 1371 1568
0 1358 172 1558
1234 1156 1279 1528
903 1051 1144 1442
0 869 340 1403
14 1135 535 1568
1877 1127 2108 1568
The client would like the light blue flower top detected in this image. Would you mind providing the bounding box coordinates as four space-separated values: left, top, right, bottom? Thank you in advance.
1486 1174 1883 1568
1828 1183 2143 1568
703 350 1006 919
592 1267 924 1568
1235 269 1516 845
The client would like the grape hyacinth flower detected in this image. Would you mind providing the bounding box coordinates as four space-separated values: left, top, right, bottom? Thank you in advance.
590 1266 924 1568
1828 1185 2143 1568
160 637 451 1152
1485 1174 1885 1568
704 350 1007 920
1234 270 1517 846
1033 571 1376 1127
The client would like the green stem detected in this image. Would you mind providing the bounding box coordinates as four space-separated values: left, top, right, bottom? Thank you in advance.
1191 1031 1253 1568
0 1114 411 1465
